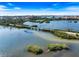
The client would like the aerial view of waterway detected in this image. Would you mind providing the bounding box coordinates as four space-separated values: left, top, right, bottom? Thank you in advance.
0 20 79 57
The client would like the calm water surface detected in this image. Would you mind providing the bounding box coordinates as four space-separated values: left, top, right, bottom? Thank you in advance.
0 20 79 57
25 20 79 32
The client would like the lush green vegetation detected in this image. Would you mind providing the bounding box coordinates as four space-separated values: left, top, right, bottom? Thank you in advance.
41 29 79 40
26 44 69 55
48 44 69 51
13 25 31 29
27 45 43 55
28 17 52 23
0 18 26 25
51 30 79 40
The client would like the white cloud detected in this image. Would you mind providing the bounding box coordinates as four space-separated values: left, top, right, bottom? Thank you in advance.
0 5 6 8
14 7 21 10
0 5 12 11
0 4 21 11
7 3 14 6
0 9 79 16
64 6 79 11
0 6 79 16
52 4 58 6
0 5 7 11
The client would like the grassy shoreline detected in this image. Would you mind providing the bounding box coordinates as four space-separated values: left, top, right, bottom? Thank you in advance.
0 24 31 29
41 29 79 40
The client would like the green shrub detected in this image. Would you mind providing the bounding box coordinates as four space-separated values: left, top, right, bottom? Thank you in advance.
48 44 69 51
27 45 43 55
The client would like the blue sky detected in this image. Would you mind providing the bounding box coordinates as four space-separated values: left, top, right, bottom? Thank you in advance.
0 2 79 16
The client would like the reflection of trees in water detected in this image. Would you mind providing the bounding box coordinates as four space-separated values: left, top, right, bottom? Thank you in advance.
68 20 72 23
67 20 73 31
67 20 78 23
66 20 78 32
74 21 77 23
9 27 13 30
2 26 14 30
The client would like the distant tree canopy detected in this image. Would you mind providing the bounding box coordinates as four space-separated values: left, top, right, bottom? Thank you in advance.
0 16 79 25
